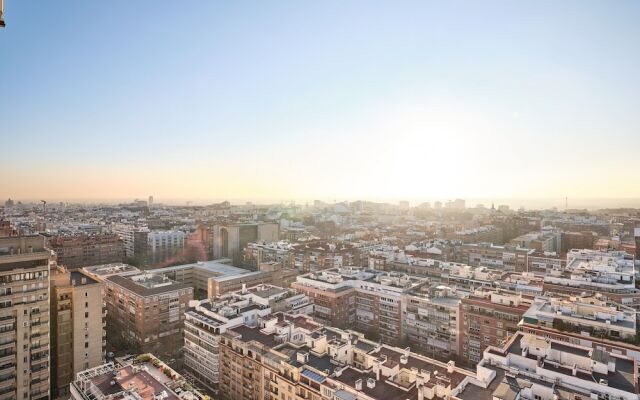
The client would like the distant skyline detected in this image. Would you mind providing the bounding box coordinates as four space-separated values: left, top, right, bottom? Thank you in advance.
4 196 640 211
1 1 639 201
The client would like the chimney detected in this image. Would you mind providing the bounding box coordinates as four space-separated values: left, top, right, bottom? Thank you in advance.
366 378 376 389
296 352 308 364
242 283 247 294
447 360 455 373
355 379 362 391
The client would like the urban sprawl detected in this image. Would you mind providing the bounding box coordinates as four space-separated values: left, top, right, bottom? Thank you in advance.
1 197 640 400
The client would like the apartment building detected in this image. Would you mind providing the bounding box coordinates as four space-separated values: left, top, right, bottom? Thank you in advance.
47 233 124 269
290 240 363 272
213 222 279 266
543 249 640 309
526 250 564 274
0 235 51 400
146 230 186 264
293 267 426 344
70 353 206 400
50 266 105 398
522 294 637 341
183 284 311 394
104 272 193 357
292 273 356 329
509 229 560 253
561 230 596 253
0 220 16 238
476 332 640 400
112 223 149 259
459 288 533 366
218 312 493 400
81 262 141 282
496 271 543 296
243 240 294 269
403 284 464 361
461 243 532 271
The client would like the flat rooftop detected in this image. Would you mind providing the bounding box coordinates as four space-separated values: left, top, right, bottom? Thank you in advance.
70 270 99 286
107 273 190 297
85 364 179 400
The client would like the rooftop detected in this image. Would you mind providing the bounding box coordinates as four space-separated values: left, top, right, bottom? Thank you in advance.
107 273 190 297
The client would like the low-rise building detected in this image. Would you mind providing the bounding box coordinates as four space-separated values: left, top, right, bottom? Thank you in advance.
70 353 206 400
461 243 532 271
544 249 640 309
523 294 637 341
473 332 640 400
218 313 494 400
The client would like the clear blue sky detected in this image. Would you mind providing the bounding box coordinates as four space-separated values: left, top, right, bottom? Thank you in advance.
1 1 639 203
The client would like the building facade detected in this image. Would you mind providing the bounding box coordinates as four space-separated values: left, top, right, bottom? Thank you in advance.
0 235 51 400
47 233 124 269
50 266 105 397
104 272 193 358
459 288 532 366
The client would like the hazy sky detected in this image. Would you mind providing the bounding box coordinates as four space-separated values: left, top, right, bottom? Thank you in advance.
1 1 639 203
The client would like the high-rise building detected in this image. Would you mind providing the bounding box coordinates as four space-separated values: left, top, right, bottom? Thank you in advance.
0 235 52 400
104 271 193 358
212 222 279 265
50 266 105 398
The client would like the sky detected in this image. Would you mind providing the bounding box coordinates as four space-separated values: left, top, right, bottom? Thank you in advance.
1 1 639 206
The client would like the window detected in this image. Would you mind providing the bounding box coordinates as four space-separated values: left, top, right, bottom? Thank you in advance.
85 312 89 318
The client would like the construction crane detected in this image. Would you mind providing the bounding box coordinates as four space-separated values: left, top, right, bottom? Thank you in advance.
0 0 5 28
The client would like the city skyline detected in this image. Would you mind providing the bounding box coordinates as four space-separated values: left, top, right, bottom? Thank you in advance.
2 1 640 200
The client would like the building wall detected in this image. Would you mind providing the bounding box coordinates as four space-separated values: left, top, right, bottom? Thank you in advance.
459 295 527 366
291 283 356 329
0 235 51 400
104 280 192 356
48 234 124 270
50 269 105 397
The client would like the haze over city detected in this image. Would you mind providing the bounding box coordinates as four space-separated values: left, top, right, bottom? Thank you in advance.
2 1 640 205
4 2 640 400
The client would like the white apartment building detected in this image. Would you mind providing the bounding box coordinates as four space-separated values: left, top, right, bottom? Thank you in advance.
183 284 312 394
